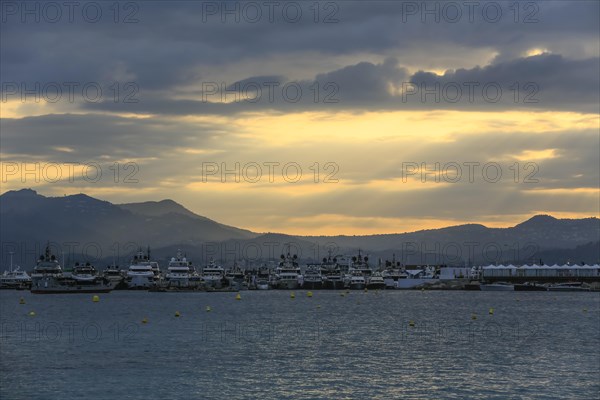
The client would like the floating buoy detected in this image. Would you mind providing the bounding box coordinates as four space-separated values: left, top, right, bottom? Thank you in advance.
340 292 345 297
92 295 100 303
421 288 425 292
409 320 415 327
19 298 25 305
28 311 35 317
290 292 295 299
471 314 477 320
583 308 588 312
206 306 212 312
142 318 148 324
364 288 368 293
317 305 321 309
307 291 313 298
489 308 494 315
175 311 180 317
235 293 241 300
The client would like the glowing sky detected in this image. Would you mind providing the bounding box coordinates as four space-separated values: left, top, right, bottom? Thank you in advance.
1 1 599 235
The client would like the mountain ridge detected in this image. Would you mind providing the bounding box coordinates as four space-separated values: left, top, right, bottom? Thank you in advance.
1 189 598 266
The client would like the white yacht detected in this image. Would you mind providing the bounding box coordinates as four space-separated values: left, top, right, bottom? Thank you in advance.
347 270 366 290
225 261 246 290
202 258 225 289
320 254 344 290
30 245 62 292
254 264 271 290
346 251 372 290
382 255 405 289
302 264 323 290
103 264 125 286
366 271 386 289
165 250 196 288
126 248 159 289
272 252 302 290
0 252 31 289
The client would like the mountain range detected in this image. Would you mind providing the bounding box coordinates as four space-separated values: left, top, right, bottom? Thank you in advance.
1 189 598 268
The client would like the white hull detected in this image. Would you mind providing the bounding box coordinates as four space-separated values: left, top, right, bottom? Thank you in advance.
127 275 156 289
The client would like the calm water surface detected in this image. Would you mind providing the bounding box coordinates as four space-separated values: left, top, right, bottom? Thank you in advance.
1 290 599 399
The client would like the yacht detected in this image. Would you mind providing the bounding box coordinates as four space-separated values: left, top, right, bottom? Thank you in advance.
31 246 113 293
126 248 160 289
514 282 547 291
164 250 197 288
255 264 271 290
302 264 323 290
366 271 386 290
382 255 405 289
0 252 31 290
320 254 345 290
346 251 372 290
272 252 302 290
202 258 225 289
479 282 514 291
225 261 246 290
103 264 125 287
347 270 366 290
30 245 62 292
547 282 590 292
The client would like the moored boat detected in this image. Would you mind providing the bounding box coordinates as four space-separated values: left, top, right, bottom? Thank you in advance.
547 282 590 292
302 264 323 290
0 252 31 290
272 252 302 289
480 282 514 291
514 282 547 291
126 248 160 289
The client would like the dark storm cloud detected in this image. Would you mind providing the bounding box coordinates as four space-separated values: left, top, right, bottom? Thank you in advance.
1 1 598 97
78 54 599 115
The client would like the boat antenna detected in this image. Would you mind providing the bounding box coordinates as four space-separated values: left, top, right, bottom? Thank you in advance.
9 251 14 273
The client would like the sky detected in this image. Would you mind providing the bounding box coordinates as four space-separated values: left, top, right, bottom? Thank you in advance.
1 0 599 235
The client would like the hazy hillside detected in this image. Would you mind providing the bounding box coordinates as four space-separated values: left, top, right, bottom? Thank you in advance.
1 189 598 268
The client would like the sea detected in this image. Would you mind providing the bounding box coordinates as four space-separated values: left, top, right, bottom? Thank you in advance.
1 290 599 400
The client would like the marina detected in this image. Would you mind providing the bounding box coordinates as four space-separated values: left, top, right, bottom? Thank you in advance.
4 247 599 294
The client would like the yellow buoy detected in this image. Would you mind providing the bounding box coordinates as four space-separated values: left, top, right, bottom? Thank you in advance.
206 306 212 312
19 298 25 305
421 288 425 292
340 292 345 297
583 308 588 312
290 292 295 299
92 295 100 302
409 320 415 327
471 314 477 320
175 311 181 317
317 305 321 309
142 318 148 324
235 293 241 300
489 308 494 315
28 311 35 317
364 288 368 293
307 291 313 297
